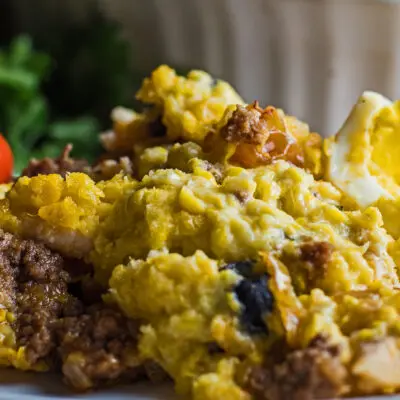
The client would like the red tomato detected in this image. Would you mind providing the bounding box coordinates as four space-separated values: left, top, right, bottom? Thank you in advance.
0 134 13 183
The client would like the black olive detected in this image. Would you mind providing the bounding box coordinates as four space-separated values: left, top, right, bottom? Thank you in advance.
222 261 274 334
234 275 274 335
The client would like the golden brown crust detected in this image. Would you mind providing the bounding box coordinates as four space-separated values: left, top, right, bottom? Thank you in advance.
216 103 305 169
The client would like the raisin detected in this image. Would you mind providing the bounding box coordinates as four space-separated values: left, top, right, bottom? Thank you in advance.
234 275 274 335
222 260 255 278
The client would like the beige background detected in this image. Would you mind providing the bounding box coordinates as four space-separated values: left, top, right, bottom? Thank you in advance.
13 0 400 136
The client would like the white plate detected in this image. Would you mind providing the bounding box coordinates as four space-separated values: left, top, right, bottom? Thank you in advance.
0 370 176 399
1 369 400 400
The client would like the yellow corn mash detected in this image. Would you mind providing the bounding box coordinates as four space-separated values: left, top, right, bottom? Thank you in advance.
2 66 400 399
101 65 244 154
0 309 44 372
0 173 137 259
0 184 11 200
136 65 245 143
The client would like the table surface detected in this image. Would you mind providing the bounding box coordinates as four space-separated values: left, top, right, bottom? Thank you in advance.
1 369 400 400
0 370 176 399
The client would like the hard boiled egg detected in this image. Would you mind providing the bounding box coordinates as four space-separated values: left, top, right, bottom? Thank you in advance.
325 91 400 209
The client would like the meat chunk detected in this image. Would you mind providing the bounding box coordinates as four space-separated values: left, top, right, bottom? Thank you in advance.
247 335 347 400
217 103 305 168
21 144 89 178
21 143 134 182
54 305 148 391
0 229 163 390
220 104 269 145
0 232 18 309
300 242 333 268
0 229 71 365
300 241 334 287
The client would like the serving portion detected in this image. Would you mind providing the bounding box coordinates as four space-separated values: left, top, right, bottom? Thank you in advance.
1 65 400 399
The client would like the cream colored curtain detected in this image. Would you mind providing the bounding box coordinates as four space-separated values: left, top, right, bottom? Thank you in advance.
12 0 400 136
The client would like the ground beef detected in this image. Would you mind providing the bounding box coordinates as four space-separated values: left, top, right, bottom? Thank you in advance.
247 335 347 400
21 144 89 178
300 241 334 286
300 242 334 268
0 230 166 391
0 229 71 365
219 103 305 169
220 103 268 145
54 305 147 391
21 142 133 182
0 233 18 309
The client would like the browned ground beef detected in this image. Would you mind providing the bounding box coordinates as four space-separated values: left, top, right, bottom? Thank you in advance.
0 232 18 309
0 230 165 391
54 305 147 391
21 116 167 182
220 103 267 145
216 103 305 169
247 335 347 400
21 143 135 182
300 241 334 287
300 242 334 268
0 229 71 365
21 144 89 178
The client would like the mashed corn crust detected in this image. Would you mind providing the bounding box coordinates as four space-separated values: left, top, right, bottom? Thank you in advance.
137 65 245 143
2 66 400 399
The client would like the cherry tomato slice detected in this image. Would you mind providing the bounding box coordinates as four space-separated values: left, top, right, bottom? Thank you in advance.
0 134 13 183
